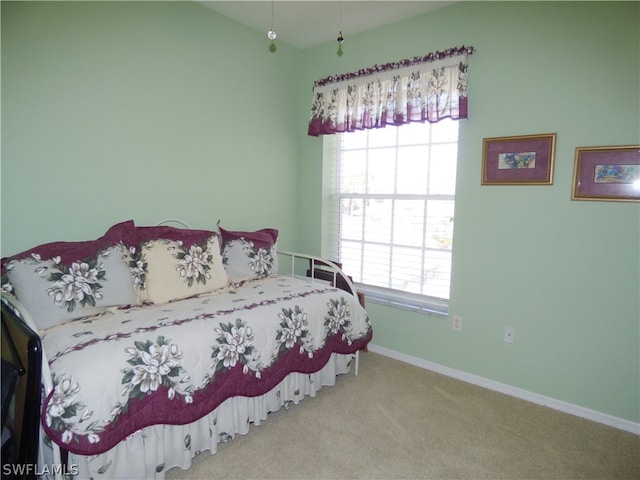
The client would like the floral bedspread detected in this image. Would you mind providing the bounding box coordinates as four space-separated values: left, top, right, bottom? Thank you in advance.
40 275 372 455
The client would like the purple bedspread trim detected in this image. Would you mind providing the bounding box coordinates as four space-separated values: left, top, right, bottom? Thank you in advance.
42 329 372 455
0 220 136 276
218 226 278 250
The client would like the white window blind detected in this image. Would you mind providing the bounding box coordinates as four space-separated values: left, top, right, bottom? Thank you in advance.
322 120 458 316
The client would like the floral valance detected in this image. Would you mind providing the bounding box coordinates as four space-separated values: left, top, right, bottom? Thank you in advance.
307 46 474 136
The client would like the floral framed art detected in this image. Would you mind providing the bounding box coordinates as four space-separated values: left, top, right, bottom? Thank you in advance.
571 145 640 202
482 133 557 185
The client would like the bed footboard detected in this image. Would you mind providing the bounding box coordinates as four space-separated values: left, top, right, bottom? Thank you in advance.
277 251 359 296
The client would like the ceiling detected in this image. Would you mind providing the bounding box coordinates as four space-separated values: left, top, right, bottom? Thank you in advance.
199 1 456 49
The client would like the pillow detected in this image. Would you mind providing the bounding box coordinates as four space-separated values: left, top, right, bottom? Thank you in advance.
138 235 227 304
219 226 279 284
129 225 220 293
1 220 137 273
134 225 219 247
2 221 138 331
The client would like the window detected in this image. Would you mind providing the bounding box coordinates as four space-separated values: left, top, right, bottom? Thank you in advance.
322 119 459 316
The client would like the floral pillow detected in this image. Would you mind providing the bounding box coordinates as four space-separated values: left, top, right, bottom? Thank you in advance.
132 226 228 304
219 226 279 284
1 221 138 331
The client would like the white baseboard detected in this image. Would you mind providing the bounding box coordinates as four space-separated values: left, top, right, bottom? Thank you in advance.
367 344 640 435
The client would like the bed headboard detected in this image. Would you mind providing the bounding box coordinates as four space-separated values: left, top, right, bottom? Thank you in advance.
154 219 192 229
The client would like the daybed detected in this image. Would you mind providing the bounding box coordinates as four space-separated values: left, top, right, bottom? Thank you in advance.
0 220 372 479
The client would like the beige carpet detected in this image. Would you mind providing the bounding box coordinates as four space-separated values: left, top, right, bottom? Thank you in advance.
166 352 639 480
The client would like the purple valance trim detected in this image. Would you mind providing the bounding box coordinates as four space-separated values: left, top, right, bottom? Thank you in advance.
313 45 475 88
307 103 469 137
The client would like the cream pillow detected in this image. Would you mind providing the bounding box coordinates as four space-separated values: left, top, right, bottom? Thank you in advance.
141 235 227 304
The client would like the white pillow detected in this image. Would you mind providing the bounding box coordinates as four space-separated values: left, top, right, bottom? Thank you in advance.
6 244 137 331
219 227 279 284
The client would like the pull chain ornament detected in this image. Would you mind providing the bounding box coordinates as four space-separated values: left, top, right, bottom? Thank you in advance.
337 30 344 56
267 0 277 51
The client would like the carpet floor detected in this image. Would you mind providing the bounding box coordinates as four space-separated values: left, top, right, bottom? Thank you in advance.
166 352 639 479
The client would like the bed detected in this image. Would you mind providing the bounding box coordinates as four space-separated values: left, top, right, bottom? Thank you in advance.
0 220 372 479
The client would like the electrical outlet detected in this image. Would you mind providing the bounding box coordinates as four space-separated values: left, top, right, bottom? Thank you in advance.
504 326 516 343
452 315 462 331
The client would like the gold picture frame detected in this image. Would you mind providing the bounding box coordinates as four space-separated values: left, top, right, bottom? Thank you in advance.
482 133 557 185
571 145 640 202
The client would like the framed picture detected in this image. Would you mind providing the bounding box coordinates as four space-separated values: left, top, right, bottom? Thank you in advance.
482 133 556 185
572 145 640 202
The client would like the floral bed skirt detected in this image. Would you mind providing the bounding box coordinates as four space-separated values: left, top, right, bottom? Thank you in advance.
39 353 353 480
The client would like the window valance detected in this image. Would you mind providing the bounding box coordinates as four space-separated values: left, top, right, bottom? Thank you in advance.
307 45 474 137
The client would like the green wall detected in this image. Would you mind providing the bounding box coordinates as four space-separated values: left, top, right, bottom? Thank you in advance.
1 1 301 255
2 1 639 426
297 1 639 424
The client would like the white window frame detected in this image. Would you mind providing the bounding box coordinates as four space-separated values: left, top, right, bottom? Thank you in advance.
321 122 458 317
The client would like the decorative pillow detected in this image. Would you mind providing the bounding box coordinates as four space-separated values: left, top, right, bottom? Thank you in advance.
1 221 138 331
129 225 219 293
134 225 219 247
138 235 227 304
219 226 279 284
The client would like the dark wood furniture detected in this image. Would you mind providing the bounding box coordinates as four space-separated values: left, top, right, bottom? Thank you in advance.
1 298 42 480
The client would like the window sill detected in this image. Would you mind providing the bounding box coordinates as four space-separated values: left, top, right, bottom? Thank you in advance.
355 284 448 318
